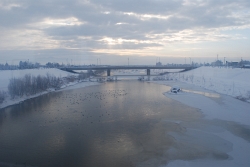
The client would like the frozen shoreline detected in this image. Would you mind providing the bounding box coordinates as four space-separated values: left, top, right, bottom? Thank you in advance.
150 80 250 167
151 80 250 125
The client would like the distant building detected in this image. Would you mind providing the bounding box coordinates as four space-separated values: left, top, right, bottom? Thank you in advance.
227 61 238 67
211 60 223 66
156 62 162 66
238 60 250 67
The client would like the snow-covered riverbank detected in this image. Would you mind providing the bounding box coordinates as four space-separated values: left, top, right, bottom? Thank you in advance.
165 66 250 102
152 80 250 167
0 68 100 109
150 67 250 167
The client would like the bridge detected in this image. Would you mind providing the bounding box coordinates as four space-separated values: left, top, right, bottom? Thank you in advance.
60 65 196 76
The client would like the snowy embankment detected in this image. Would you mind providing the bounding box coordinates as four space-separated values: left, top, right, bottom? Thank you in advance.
168 66 250 102
152 67 250 167
0 68 99 109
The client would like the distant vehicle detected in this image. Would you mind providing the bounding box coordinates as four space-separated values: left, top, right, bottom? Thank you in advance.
171 86 181 93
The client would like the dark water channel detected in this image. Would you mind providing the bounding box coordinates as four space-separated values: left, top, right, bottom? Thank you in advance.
0 81 236 167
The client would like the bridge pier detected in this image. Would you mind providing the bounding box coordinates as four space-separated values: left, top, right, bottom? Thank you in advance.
107 69 111 76
147 69 150 76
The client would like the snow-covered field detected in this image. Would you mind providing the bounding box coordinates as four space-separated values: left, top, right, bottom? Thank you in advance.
167 66 250 101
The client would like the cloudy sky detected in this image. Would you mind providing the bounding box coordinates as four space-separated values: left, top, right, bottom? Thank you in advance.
0 0 250 65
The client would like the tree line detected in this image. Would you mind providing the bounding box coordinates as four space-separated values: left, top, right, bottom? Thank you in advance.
6 71 93 100
0 60 106 70
0 71 95 104
8 74 62 99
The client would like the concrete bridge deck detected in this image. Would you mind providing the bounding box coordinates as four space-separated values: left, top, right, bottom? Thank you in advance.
60 65 196 76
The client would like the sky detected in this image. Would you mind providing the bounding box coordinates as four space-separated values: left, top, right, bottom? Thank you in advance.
0 0 250 65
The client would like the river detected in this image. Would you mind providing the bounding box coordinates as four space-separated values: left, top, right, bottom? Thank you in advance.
0 81 233 167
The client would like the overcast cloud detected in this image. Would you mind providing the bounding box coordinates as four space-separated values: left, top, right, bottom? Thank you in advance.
0 0 250 64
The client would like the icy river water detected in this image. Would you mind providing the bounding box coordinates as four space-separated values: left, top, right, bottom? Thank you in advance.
0 81 240 167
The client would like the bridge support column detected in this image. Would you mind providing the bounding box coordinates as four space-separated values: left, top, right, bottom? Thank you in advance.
107 69 111 76
147 69 150 76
